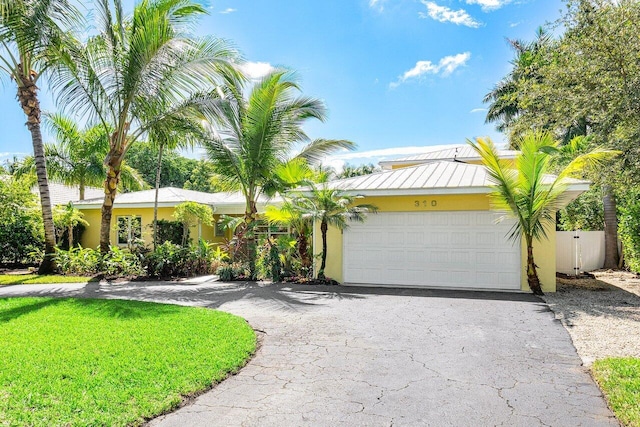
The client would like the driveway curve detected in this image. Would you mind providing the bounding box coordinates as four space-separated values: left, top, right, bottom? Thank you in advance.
0 281 617 426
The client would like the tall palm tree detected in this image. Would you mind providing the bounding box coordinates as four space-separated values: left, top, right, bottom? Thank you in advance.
468 132 617 295
0 0 80 272
49 0 239 252
202 71 355 278
14 113 147 199
148 113 206 248
290 184 377 279
483 27 552 134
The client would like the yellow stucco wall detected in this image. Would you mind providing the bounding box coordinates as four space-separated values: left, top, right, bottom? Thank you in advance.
79 207 230 248
314 193 557 292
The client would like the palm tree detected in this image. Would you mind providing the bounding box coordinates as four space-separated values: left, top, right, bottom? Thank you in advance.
483 27 552 135
264 159 317 273
202 71 355 278
468 132 617 295
290 184 377 279
14 114 147 199
0 0 80 272
49 0 239 252
148 114 206 248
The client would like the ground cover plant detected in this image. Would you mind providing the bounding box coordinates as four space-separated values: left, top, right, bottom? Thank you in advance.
0 297 256 426
592 358 640 427
0 274 94 285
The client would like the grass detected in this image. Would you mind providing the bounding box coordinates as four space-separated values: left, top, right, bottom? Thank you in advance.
592 358 640 427
0 297 256 426
0 274 95 285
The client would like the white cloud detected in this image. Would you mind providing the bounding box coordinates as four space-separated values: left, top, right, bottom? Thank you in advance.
237 61 276 80
419 1 481 28
390 52 471 88
369 0 385 11
219 8 237 14
465 0 511 12
470 108 487 113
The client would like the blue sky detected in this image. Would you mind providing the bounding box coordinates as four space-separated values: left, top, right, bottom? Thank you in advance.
0 0 565 169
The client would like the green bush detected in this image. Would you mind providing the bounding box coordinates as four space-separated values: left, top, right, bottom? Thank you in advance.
154 219 184 246
54 246 144 277
102 246 145 277
144 240 222 278
54 247 102 275
557 187 604 231
620 198 640 273
217 264 234 281
216 262 249 281
0 177 44 265
55 240 228 279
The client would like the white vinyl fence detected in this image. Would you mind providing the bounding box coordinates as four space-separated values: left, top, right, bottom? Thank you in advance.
556 231 605 275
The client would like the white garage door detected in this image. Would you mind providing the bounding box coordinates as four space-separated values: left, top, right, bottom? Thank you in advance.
343 211 521 290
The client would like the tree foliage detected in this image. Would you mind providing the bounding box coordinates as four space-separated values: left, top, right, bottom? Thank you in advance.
469 132 616 294
50 0 239 252
202 71 355 278
0 176 44 264
173 202 213 246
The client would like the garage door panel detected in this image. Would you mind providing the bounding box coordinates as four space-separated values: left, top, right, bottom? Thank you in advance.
343 211 520 290
430 250 449 263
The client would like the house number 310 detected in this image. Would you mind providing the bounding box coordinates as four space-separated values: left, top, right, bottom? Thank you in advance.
414 200 437 207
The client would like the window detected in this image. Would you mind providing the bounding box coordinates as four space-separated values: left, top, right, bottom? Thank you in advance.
214 222 226 238
254 220 289 239
117 216 142 245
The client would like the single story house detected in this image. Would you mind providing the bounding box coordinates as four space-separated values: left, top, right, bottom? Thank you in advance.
72 145 589 293
313 146 589 293
73 187 281 248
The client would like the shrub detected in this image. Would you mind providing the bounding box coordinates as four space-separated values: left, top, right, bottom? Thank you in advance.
0 176 44 265
217 264 234 281
54 246 144 277
144 240 221 278
620 198 640 273
216 262 250 281
102 246 145 277
154 219 184 246
54 247 102 275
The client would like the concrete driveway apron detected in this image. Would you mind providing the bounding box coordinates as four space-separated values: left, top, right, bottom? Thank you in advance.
0 281 617 426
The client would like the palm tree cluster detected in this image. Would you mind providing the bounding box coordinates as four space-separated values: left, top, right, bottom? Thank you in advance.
469 132 617 295
0 0 354 274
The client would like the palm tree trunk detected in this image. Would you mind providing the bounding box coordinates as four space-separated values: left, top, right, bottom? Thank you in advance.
525 236 543 296
298 231 310 270
100 150 123 253
16 71 56 273
244 198 258 280
603 185 619 269
68 224 74 248
153 143 165 249
79 178 85 201
318 220 328 279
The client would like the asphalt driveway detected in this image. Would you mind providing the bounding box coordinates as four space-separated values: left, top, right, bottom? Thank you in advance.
0 280 617 426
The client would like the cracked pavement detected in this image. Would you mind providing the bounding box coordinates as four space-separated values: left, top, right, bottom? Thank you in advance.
0 280 618 426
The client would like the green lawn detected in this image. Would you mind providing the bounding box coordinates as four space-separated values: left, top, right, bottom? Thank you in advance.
0 274 95 285
593 358 640 427
0 297 256 426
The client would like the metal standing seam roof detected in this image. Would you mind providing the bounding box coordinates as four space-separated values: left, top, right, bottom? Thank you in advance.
378 145 519 169
32 182 104 206
322 161 590 195
73 187 282 209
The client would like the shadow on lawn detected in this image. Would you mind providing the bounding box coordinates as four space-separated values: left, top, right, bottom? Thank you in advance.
0 298 62 322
